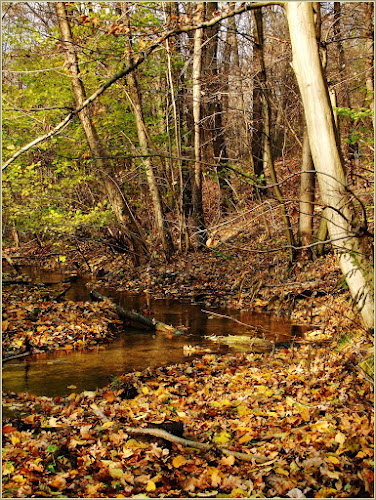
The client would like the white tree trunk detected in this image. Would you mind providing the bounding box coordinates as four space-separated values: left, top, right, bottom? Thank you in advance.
285 2 374 329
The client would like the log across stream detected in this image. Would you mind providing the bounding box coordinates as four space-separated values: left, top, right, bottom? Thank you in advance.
2 267 308 399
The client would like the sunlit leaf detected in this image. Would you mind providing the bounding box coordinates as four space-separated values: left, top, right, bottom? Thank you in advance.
146 480 156 491
213 431 231 444
172 455 187 468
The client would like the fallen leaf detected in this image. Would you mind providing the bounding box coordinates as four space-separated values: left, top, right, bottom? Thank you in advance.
221 455 235 466
49 475 67 490
146 480 156 491
172 455 187 468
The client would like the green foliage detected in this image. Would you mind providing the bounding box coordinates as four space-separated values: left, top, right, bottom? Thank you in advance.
336 106 373 121
335 106 374 150
2 159 114 239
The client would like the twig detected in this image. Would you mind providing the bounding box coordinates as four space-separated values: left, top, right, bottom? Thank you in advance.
91 406 272 464
124 427 271 464
201 309 262 332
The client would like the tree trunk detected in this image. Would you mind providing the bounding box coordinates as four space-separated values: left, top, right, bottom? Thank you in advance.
90 290 184 335
364 2 374 111
253 7 296 263
201 2 231 213
163 2 190 252
55 2 148 264
333 2 352 165
298 126 315 248
122 3 173 260
251 9 266 189
192 2 207 246
285 2 374 329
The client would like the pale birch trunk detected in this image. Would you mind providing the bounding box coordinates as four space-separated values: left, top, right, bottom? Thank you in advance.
285 2 374 329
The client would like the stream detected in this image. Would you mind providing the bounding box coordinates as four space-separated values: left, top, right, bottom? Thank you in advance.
2 267 308 398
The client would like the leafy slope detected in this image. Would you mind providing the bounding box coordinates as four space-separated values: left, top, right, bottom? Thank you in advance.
3 346 373 498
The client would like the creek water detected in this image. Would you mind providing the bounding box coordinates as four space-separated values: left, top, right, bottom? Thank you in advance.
2 267 306 398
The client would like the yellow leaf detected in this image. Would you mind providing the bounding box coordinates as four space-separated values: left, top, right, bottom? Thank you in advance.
266 411 278 417
67 385 77 389
327 456 340 464
142 386 149 395
176 411 186 417
146 480 156 491
335 432 346 445
237 405 250 416
286 396 295 407
48 417 58 427
109 467 123 479
102 421 114 429
311 420 331 432
2 462 14 476
10 474 26 484
300 406 310 422
172 455 187 468
211 468 222 487
213 431 231 444
2 320 9 332
355 450 367 458
275 467 289 476
315 487 337 498
230 488 248 498
257 385 273 397
11 435 20 445
239 433 253 444
290 461 299 472
221 455 235 466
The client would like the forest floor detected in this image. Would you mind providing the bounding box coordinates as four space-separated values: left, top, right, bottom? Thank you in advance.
2 182 375 499
2 238 374 498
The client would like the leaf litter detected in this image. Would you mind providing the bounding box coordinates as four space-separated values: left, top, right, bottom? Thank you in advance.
2 283 122 356
2 343 374 498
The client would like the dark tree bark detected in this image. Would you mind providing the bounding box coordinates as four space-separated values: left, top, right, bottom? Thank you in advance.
192 2 207 246
253 7 296 262
122 3 173 260
201 2 232 212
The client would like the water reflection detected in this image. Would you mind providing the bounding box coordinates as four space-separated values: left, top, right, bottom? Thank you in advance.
3 267 306 397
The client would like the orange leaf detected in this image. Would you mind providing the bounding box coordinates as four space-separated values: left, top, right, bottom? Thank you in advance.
172 455 187 468
103 391 116 403
49 475 67 490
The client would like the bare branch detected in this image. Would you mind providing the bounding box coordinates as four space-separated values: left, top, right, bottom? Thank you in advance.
2 1 279 170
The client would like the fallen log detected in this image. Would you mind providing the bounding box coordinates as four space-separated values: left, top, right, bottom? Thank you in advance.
3 279 33 285
3 351 32 363
2 254 22 274
90 290 184 335
90 406 272 464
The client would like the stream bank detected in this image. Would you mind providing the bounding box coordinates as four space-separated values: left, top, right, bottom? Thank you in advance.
3 266 307 397
2 257 374 498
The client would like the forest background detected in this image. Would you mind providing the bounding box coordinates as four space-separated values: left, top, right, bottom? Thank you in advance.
2 2 375 498
2 1 374 331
